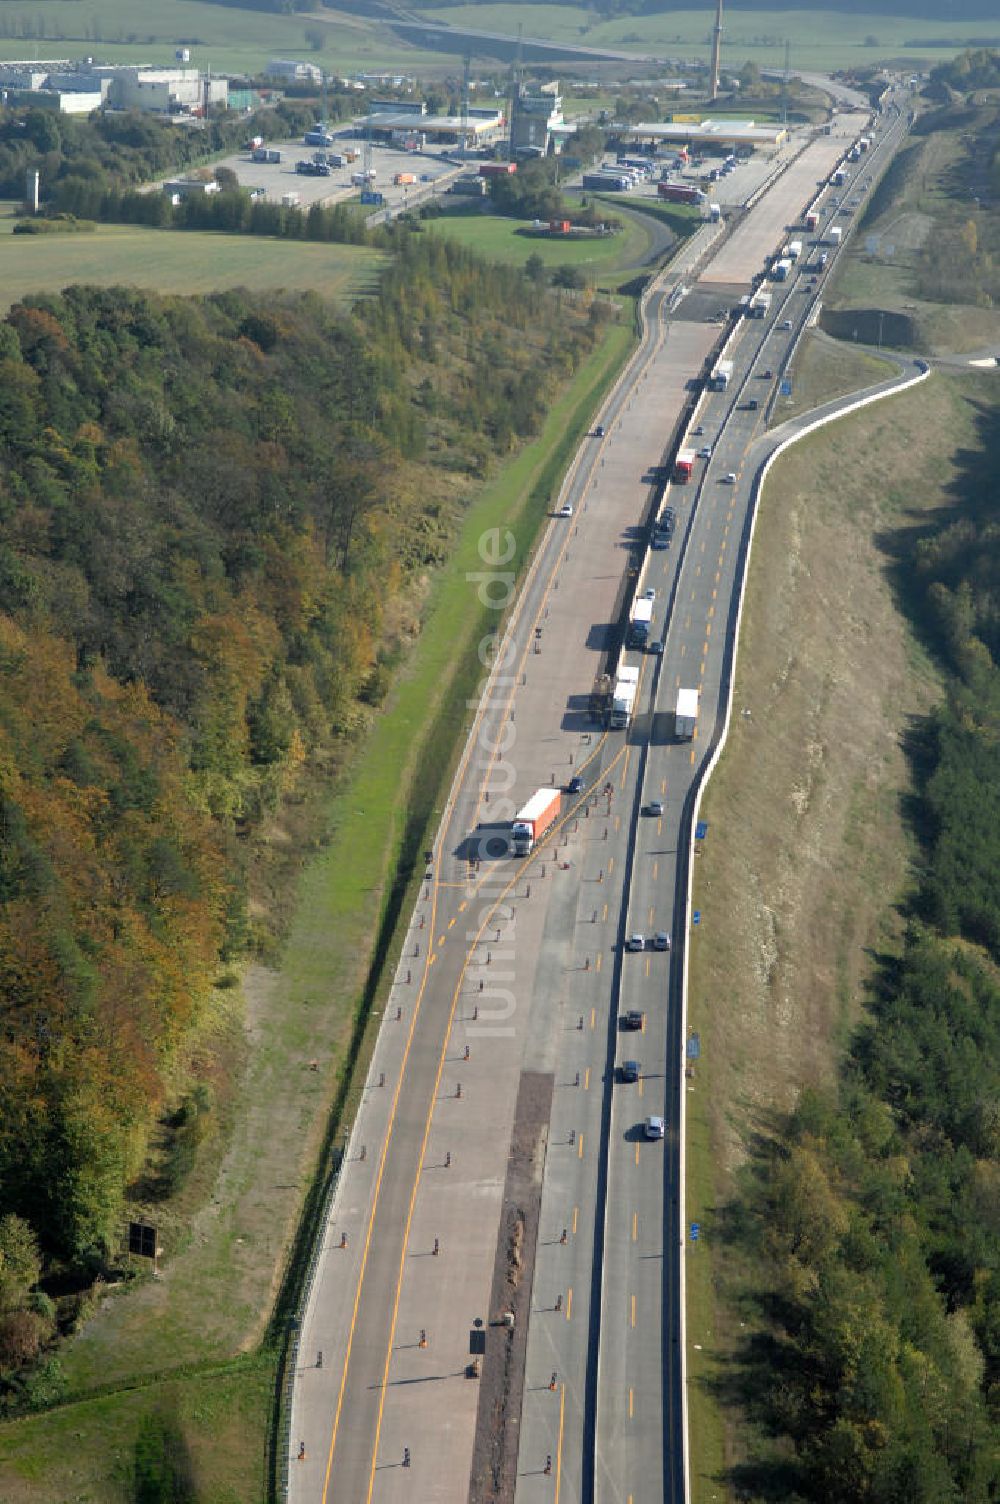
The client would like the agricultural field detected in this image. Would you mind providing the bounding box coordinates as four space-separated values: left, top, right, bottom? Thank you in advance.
415 2 989 70
0 209 382 312
0 0 435 75
0 0 985 77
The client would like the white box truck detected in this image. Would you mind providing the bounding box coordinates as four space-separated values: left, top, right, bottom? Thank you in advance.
708 358 734 391
611 666 640 729
675 687 699 740
629 597 654 647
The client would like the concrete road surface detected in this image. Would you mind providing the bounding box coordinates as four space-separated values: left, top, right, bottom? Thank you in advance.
701 111 868 287
287 87 909 1504
289 278 719 1504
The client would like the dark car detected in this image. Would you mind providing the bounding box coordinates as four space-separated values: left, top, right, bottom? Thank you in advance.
746 398 760 411
594 424 606 437
619 1059 641 1084
621 1009 645 1031
566 776 583 795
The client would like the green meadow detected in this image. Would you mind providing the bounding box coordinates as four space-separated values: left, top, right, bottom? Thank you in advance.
0 209 382 312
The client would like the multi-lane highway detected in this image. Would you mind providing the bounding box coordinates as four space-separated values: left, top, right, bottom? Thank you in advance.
529 93 910 1504
289 87 908 1504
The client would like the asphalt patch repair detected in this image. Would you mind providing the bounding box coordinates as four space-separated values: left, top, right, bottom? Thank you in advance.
468 1069 553 1504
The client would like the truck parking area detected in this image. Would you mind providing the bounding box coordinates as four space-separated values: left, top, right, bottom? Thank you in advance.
209 131 462 213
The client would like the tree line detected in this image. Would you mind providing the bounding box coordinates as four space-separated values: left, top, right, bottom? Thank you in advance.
50 177 374 247
0 235 610 1402
725 414 1000 1501
0 99 327 204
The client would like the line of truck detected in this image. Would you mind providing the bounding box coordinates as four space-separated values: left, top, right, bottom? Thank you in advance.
499 111 893 866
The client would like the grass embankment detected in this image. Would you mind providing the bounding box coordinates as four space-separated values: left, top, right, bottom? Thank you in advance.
0 205 382 310
0 309 637 1504
0 1359 272 1504
684 369 996 1498
773 329 896 421
427 204 657 276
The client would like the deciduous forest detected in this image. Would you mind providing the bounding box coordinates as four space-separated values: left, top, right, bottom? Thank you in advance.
0 234 609 1394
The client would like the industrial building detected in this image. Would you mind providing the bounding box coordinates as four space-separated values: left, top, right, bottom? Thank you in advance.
265 59 324 85
1 84 102 115
0 59 228 116
628 118 788 150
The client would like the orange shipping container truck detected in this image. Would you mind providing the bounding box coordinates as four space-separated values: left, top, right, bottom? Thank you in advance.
394 172 417 185
512 789 561 855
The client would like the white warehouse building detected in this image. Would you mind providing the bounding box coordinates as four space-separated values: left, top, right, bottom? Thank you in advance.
0 59 228 115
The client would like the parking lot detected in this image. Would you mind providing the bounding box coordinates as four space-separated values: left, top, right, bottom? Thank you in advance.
567 126 811 213
211 130 463 214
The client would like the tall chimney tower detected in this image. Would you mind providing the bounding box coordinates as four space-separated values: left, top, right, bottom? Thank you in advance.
709 0 724 100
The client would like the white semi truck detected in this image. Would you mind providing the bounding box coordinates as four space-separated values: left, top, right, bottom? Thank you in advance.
610 666 640 729
675 687 699 740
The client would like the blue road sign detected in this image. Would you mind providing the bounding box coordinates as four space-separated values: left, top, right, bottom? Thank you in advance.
690 1223 700 1241
686 1033 701 1060
780 378 792 396
692 910 701 926
695 821 709 841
